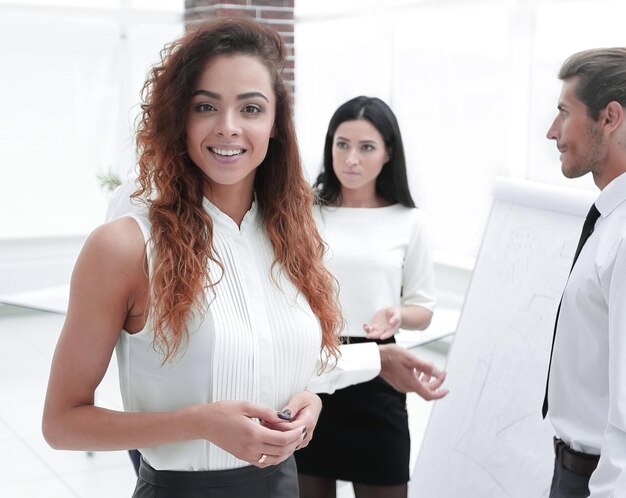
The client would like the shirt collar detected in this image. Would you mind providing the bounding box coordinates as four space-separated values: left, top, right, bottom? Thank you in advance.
595 171 626 219
202 194 259 235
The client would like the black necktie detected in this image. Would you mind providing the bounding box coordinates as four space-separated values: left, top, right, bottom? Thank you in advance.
542 203 600 418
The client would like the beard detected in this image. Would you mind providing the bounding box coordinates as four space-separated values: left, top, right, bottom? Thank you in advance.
561 121 608 179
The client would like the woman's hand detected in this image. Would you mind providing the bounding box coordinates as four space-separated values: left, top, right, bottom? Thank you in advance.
364 305 433 339
260 390 322 450
193 400 307 468
364 307 402 339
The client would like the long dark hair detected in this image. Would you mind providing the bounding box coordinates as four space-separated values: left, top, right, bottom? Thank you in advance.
314 96 415 207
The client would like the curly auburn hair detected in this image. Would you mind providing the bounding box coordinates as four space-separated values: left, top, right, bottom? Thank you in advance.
134 17 342 364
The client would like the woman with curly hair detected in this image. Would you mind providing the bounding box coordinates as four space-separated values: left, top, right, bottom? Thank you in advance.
42 17 343 497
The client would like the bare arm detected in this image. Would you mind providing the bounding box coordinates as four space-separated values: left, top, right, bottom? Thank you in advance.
42 218 303 466
399 304 433 330
43 218 147 450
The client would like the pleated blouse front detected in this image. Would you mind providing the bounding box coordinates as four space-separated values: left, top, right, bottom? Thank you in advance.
115 199 322 471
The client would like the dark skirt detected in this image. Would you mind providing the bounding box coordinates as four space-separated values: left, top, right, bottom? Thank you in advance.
295 336 410 486
133 456 299 498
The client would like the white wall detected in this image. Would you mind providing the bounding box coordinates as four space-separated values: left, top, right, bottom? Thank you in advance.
295 0 625 268
2 0 623 301
0 0 183 239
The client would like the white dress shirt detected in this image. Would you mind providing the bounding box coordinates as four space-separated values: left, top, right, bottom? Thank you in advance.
549 171 626 497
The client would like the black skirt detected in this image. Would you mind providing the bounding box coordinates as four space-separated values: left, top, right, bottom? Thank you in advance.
295 336 410 486
133 456 298 498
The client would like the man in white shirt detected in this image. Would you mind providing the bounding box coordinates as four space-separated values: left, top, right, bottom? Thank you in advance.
544 47 626 498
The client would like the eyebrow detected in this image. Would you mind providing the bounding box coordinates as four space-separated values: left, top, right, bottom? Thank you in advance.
335 135 378 144
191 89 269 103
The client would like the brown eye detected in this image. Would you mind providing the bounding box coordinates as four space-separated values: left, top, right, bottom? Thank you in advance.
242 104 261 114
196 103 215 112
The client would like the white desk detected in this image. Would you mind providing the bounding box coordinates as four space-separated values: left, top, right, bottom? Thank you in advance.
0 285 70 314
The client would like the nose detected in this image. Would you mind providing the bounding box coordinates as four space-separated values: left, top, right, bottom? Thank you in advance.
216 110 241 137
546 118 558 141
346 150 359 166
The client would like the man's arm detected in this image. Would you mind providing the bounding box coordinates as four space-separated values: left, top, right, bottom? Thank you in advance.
379 344 448 399
308 342 448 401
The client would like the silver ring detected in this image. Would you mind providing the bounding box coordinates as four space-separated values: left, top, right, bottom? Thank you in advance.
257 454 267 464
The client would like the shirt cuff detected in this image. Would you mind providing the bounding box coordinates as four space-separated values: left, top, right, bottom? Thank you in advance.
307 342 381 394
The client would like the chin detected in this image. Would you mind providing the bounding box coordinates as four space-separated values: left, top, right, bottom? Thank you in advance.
561 167 575 179
561 167 588 180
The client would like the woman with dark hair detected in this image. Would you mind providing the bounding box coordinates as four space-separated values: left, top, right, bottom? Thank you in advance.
296 96 437 498
42 17 343 497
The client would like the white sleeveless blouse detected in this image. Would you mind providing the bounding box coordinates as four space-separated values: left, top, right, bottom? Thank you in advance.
115 199 322 471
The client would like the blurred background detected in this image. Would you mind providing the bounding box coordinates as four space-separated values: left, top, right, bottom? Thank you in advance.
1 1 624 496
2 0 625 298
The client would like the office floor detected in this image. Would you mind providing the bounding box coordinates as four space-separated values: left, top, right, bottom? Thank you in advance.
0 305 448 498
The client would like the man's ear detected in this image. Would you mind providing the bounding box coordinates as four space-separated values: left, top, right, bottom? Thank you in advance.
601 101 624 134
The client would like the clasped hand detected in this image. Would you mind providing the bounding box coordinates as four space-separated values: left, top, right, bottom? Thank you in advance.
201 390 321 468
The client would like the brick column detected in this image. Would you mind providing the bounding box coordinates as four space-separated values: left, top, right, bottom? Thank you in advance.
184 1 295 94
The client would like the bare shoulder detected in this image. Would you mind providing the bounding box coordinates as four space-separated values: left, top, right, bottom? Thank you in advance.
81 216 146 271
70 217 148 303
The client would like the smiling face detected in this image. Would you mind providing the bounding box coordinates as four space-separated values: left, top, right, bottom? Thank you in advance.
546 77 608 184
331 119 389 201
185 54 276 200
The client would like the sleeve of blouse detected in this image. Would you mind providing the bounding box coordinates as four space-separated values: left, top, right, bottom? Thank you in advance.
306 343 381 394
401 209 437 310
